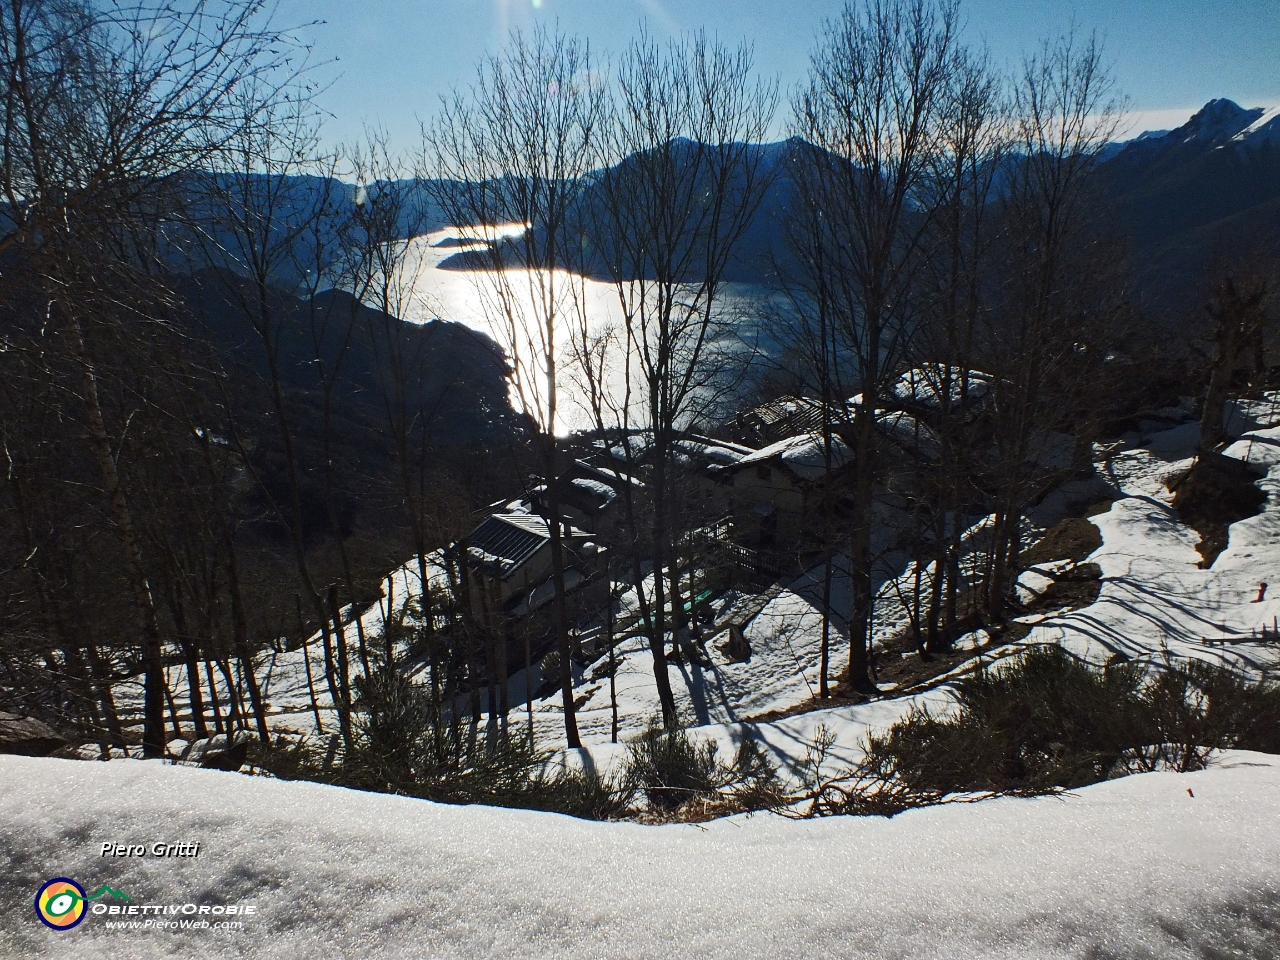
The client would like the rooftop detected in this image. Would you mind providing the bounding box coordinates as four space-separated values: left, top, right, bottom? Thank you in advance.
464 512 587 579
731 431 853 481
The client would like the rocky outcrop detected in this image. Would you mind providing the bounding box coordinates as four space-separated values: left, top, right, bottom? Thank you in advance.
0 712 66 757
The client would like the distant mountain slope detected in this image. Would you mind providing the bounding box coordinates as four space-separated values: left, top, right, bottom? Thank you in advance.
180 99 1280 320
1095 99 1280 315
166 174 457 288
436 137 809 284
175 271 515 540
179 271 510 439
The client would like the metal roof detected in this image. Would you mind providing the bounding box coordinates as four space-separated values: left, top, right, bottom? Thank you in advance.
466 513 551 579
464 512 590 580
725 395 827 445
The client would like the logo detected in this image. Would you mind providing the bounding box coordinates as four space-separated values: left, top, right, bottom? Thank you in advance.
34 878 130 931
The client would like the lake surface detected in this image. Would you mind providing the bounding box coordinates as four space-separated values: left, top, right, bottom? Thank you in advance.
397 227 779 433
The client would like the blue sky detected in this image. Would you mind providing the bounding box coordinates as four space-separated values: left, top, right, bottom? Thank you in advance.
275 0 1280 151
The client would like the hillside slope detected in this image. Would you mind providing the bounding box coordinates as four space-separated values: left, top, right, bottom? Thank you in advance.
1093 98 1280 315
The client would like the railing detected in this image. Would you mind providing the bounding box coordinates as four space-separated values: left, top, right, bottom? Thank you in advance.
726 543 784 585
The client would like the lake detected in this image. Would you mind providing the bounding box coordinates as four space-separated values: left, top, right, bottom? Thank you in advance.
398 227 780 434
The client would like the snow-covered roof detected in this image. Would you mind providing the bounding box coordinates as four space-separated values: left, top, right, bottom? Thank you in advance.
726 395 827 444
568 476 618 505
486 495 536 516
876 411 942 461
464 512 588 579
575 458 645 491
732 431 853 481
673 436 758 468
890 365 991 412
747 395 824 426
691 435 757 458
594 434 650 464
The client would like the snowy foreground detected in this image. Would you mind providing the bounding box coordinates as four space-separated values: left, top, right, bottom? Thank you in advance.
4 750 1280 959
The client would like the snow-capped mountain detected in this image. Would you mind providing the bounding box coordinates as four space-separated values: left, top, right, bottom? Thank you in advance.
1232 104 1280 145
1095 98 1280 315
1116 98 1280 157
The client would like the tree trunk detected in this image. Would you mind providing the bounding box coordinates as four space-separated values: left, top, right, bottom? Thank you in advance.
327 585 353 750
648 445 679 728
295 594 326 737
544 455 581 748
1200 329 1238 455
64 311 168 757
845 408 877 693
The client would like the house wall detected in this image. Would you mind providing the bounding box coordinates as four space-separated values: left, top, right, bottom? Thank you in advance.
681 472 732 517
469 545 555 614
731 469 806 513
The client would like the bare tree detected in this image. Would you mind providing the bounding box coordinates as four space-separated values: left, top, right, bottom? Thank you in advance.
913 44 1008 653
422 26 609 747
791 0 961 692
0 0 306 756
341 132 429 673
571 30 776 728
1198 264 1272 454
192 73 368 749
980 29 1123 620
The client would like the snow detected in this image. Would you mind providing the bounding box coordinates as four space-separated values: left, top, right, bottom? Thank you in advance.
595 434 650 463
567 584 859 738
1021 496 1275 669
466 544 514 573
1141 421 1200 457
876 411 942 460
561 391 1280 773
4 751 1280 959
1014 568 1055 604
673 437 757 467
233 387 1275 776
1176 98 1261 145
733 431 853 480
1231 104 1280 144
1232 394 1280 429
1224 425 1280 468
106 553 459 746
1016 405 1280 673
14 368 1280 957
513 568 585 616
22 306 1280 958
953 628 990 652
889 364 991 411
106 391 1280 785
568 475 618 503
